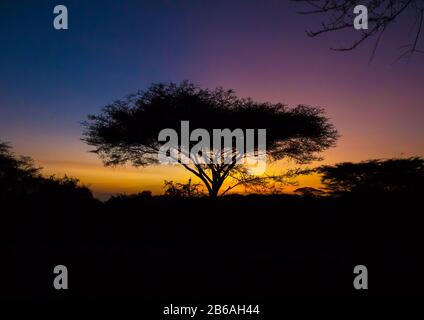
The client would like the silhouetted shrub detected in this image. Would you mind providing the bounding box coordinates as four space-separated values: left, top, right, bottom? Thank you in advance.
318 157 424 195
0 140 94 204
163 179 204 198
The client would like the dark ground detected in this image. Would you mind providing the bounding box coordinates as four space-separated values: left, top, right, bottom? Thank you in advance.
0 192 421 312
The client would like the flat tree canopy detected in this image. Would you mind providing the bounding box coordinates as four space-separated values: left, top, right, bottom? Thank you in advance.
83 82 338 197
318 157 424 194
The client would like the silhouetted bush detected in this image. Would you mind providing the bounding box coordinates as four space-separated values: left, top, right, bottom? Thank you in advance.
163 179 204 198
0 141 95 205
1 139 421 301
318 157 424 195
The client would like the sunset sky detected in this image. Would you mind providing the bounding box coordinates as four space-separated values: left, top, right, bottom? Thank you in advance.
1 0 424 199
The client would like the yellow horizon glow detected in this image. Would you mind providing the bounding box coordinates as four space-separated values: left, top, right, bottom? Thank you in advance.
13 128 423 200
35 156 324 200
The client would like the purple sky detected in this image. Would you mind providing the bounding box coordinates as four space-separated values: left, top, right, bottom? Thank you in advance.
1 0 423 197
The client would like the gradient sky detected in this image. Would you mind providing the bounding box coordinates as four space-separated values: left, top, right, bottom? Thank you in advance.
1 0 424 199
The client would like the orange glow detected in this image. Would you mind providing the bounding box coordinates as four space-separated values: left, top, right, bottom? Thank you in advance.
12 123 420 200
35 156 324 199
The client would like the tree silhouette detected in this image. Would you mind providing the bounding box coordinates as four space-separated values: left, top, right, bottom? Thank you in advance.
295 0 424 62
0 140 40 199
0 141 39 177
318 157 424 194
1 140 93 201
83 82 338 198
164 179 204 198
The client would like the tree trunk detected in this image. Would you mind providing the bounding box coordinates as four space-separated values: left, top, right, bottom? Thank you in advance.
209 184 220 199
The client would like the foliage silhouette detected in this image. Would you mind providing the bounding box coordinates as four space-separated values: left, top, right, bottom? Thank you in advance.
1 139 421 301
164 179 204 198
0 141 41 200
0 140 94 202
318 157 424 194
83 81 338 198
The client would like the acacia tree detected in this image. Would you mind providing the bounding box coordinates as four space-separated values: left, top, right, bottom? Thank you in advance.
318 157 424 193
0 141 40 198
83 82 338 198
294 0 424 61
